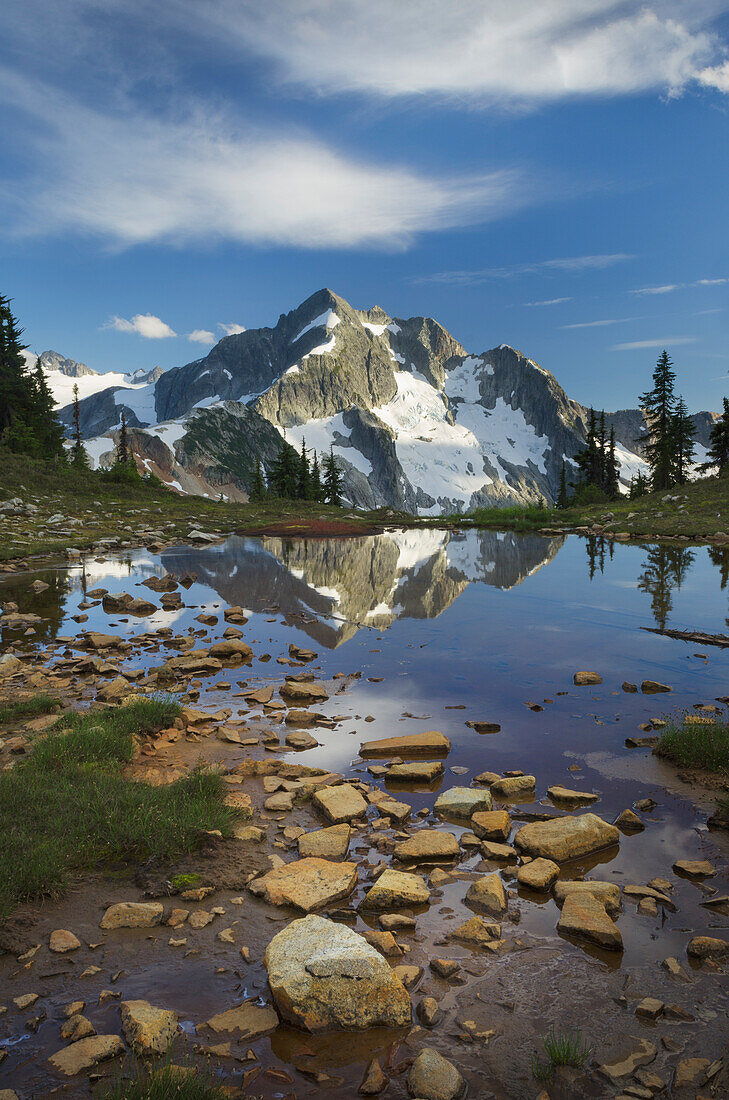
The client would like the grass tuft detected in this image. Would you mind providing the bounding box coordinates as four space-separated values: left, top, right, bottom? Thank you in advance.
0 697 237 920
656 709 729 774
0 694 61 724
531 1028 592 1080
104 1060 228 1100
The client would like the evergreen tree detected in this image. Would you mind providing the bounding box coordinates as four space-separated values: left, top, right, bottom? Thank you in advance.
296 438 311 500
574 408 598 487
116 410 130 466
249 459 266 502
70 383 90 468
639 350 677 490
557 461 568 508
310 452 324 502
671 395 695 485
630 469 648 499
597 410 608 488
322 447 344 506
702 397 729 475
269 439 299 498
31 356 66 459
0 295 31 448
605 426 620 499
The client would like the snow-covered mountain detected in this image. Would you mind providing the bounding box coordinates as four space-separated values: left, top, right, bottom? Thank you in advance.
54 289 714 511
38 350 165 411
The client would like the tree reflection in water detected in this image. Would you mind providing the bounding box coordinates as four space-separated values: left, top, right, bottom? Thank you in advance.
637 544 696 629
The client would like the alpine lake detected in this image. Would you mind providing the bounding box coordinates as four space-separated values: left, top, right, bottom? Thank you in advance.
1 527 728 1099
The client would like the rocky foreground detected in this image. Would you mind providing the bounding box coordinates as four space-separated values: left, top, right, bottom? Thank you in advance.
0 558 728 1099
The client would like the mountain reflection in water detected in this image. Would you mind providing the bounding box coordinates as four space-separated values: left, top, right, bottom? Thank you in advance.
161 529 563 647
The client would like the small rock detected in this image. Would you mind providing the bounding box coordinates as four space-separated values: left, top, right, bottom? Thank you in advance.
558 892 622 951
60 1014 96 1042
408 1047 465 1100
641 680 671 694
517 857 559 890
99 902 163 930
417 996 441 1027
359 1058 387 1095
465 874 507 916
206 1002 278 1039
574 671 603 685
687 936 728 959
49 930 81 954
635 997 663 1020
48 1034 124 1075
394 830 460 863
360 868 430 909
673 859 715 878
614 809 645 832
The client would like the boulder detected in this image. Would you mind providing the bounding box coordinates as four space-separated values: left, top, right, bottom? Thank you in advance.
298 824 351 860
408 1047 465 1100
394 831 460 863
547 785 599 808
434 787 491 818
360 731 450 758
60 1014 96 1042
553 880 622 916
514 813 619 862
360 869 430 909
641 680 671 694
48 1034 124 1075
0 655 21 677
264 914 411 1032
313 784 368 823
209 639 253 661
99 901 163 929
120 1000 178 1054
517 858 559 891
465 874 507 916
686 936 729 959
490 775 536 799
574 671 602 686
557 892 622 950
471 810 511 841
206 1002 278 1038
280 681 329 704
254 858 357 912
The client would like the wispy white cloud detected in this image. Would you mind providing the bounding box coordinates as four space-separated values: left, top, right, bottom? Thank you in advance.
631 277 728 295
188 328 216 344
562 316 638 329
0 70 527 251
219 322 246 335
611 336 697 351
107 313 177 338
416 253 633 285
186 0 729 104
524 297 573 307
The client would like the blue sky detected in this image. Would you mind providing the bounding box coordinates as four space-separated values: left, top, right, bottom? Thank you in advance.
2 0 728 411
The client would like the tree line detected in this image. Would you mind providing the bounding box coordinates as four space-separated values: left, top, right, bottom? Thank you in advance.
250 438 345 506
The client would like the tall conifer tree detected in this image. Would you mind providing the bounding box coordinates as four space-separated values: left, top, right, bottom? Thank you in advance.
702 397 729 475
639 350 677 490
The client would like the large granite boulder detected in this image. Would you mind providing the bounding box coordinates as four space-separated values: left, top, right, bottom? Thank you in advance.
514 813 619 862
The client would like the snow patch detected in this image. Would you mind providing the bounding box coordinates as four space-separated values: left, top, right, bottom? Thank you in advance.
362 321 390 336
285 413 373 477
291 309 340 344
302 334 336 358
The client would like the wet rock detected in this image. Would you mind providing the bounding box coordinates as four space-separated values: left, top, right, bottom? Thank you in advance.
360 731 450 758
673 859 715 878
394 830 460 863
614 808 645 832
392 964 422 989
60 1014 96 1042
417 996 441 1027
474 770 501 786
363 929 401 957
280 681 329 704
209 639 253 660
298 824 351 860
447 915 501 949
359 868 430 909
285 730 319 750
264 914 411 1032
547 785 599 808
625 735 660 748
430 958 460 979
686 936 728 959
465 874 507 916
99 902 163 929
635 997 664 1020
517 857 559 890
622 682 638 693
471 810 511 841
641 680 671 694
674 1058 711 1089
514 813 619 862
48 1034 124 1075
597 1037 657 1081
121 1000 178 1054
574 671 602 685
49 929 81 954
379 913 415 932
662 956 690 980
408 1047 465 1100
264 791 294 812
313 785 368 823
553 880 622 916
490 775 536 799
96 675 130 703
557 892 622 950
359 1057 387 1095
377 798 412 825
0 655 22 677
434 787 491 818
387 760 444 782
289 644 317 662
254 858 357 912
480 840 517 861
465 720 501 733
206 1002 278 1039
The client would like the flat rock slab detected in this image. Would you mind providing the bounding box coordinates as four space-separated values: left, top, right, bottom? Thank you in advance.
360 731 450 758
447 915 501 949
408 1047 465 1100
49 1034 124 1075
255 858 357 912
360 869 431 909
641 680 671 693
597 1036 657 1081
687 936 729 959
465 874 507 916
557 892 623 951
313 784 368 823
515 813 619 862
471 810 511 841
280 681 329 704
206 1002 279 1039
121 1000 178 1054
490 775 536 800
298 824 351 860
264 914 411 1032
517 858 559 890
49 929 81 953
99 902 163 930
547 785 600 808
386 761 444 782
673 859 715 878
553 880 622 916
434 787 492 818
394 830 460 863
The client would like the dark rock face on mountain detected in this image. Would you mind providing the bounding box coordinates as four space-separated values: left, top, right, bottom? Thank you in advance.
58 287 716 510
605 408 718 458
39 350 97 378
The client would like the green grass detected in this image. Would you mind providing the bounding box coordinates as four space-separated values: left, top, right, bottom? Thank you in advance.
0 697 238 919
0 693 61 723
169 872 201 891
104 1061 228 1100
531 1029 592 1081
656 709 729 773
